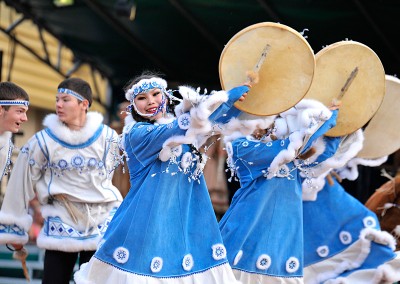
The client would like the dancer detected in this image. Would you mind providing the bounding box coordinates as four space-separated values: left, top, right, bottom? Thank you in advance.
218 98 339 283
75 71 250 283
0 82 29 181
0 77 123 284
301 130 400 284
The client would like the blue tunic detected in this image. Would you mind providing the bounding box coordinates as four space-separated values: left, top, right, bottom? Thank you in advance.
302 136 400 283
93 118 231 277
219 110 338 282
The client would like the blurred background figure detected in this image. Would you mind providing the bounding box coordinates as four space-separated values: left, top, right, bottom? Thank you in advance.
201 134 229 220
110 101 131 198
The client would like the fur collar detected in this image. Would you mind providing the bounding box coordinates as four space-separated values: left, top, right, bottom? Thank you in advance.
43 112 104 145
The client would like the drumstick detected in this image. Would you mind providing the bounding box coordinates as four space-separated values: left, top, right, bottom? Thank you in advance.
337 67 358 100
246 43 271 85
21 258 30 282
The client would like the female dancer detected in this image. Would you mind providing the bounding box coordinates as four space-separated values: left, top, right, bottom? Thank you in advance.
75 71 250 283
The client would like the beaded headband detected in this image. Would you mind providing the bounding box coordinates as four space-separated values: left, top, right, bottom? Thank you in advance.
58 88 86 102
125 78 168 102
0 100 29 107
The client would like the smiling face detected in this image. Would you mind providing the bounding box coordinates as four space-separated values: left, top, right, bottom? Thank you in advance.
133 88 165 120
0 104 28 133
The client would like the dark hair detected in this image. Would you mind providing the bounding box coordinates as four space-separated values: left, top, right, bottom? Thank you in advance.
58 77 93 107
124 70 178 123
0 82 30 110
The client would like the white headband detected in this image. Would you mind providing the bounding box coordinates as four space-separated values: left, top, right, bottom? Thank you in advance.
125 78 168 102
0 100 29 107
58 88 86 102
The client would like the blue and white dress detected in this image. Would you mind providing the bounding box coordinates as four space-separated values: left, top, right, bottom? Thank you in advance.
75 86 249 283
219 99 337 284
301 132 400 284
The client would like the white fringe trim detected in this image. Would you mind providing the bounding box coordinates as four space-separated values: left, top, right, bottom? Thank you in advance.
233 269 303 284
75 260 241 284
304 227 397 284
324 252 400 284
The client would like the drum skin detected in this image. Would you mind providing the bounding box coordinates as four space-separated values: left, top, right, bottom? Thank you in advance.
357 75 400 159
219 22 315 116
304 40 385 137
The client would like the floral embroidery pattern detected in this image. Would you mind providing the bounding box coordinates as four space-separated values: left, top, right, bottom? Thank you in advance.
212 244 226 260
182 254 194 271
286 256 300 273
113 247 129 264
256 254 271 270
178 113 191 130
150 257 163 273
363 216 377 228
339 231 352 245
71 155 85 169
317 245 329 258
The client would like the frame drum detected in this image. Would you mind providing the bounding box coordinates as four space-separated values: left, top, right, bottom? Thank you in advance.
219 22 315 116
304 40 385 137
357 75 400 159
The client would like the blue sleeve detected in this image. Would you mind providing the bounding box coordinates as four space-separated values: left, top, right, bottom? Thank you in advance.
126 120 187 165
209 85 249 123
301 109 338 153
314 136 342 164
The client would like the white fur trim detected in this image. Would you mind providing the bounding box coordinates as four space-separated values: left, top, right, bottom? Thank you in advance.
301 130 364 190
159 88 229 161
304 227 398 284
322 252 400 284
302 174 329 201
220 116 276 142
0 232 29 245
43 112 104 145
0 211 32 231
338 156 388 181
36 230 100 252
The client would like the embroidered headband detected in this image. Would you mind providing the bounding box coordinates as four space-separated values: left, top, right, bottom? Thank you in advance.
0 100 29 107
125 78 168 102
58 88 86 102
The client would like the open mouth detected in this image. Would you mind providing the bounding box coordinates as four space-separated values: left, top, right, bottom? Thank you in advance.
146 107 158 114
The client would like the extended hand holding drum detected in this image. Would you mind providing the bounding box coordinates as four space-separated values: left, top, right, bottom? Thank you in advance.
219 22 315 116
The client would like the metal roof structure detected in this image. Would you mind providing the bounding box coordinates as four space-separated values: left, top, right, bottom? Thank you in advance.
2 0 400 107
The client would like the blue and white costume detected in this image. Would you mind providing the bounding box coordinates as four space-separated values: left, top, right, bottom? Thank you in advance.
301 131 400 284
75 82 249 283
0 131 13 181
219 99 336 283
0 112 123 251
